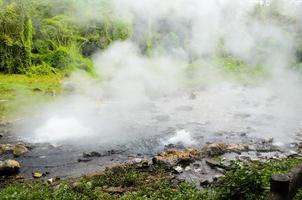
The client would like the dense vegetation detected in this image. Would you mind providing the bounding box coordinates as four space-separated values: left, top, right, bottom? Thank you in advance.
0 0 133 75
1 0 302 76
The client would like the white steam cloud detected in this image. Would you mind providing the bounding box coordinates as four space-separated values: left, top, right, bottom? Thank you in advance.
18 0 302 148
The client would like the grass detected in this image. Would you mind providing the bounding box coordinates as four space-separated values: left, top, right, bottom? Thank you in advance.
0 158 301 200
0 74 62 121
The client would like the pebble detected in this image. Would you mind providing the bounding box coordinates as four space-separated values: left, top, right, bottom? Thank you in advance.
173 166 183 173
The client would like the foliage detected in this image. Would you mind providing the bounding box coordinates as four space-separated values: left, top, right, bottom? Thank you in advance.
0 0 133 74
214 158 302 200
0 0 33 73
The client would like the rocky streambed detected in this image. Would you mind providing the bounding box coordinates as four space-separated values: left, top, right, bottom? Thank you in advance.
1 120 302 188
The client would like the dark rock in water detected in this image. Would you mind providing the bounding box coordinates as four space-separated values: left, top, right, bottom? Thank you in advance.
105 149 126 156
164 143 185 150
0 134 2 139
77 158 93 163
0 159 20 176
83 151 101 158
0 143 29 157
32 171 43 178
13 144 29 157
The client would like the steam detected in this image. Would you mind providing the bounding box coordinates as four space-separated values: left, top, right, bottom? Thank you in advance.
19 0 302 148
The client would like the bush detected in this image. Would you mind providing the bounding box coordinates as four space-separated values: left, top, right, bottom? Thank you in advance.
26 63 60 76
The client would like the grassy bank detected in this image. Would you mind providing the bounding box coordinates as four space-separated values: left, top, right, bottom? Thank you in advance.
1 157 301 200
0 74 62 121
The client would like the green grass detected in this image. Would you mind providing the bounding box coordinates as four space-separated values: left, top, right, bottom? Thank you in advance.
0 158 301 200
0 165 206 200
0 74 62 121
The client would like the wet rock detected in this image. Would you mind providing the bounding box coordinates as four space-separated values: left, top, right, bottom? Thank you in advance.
32 171 48 178
77 158 93 163
13 144 30 157
0 134 2 139
202 143 252 157
0 159 20 176
164 143 185 150
0 144 29 157
32 172 43 178
83 151 101 158
152 149 200 167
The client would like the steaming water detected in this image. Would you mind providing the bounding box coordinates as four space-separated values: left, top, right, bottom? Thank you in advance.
16 80 302 154
13 0 302 152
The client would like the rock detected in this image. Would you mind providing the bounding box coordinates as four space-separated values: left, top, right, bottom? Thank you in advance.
13 144 29 157
77 158 93 162
202 143 227 157
184 166 191 171
289 143 298 148
173 166 183 174
32 171 43 178
202 143 251 157
133 158 142 163
152 148 200 167
0 134 2 139
47 177 60 184
200 179 210 187
33 88 42 92
205 159 224 169
83 151 101 158
0 159 21 176
0 144 29 157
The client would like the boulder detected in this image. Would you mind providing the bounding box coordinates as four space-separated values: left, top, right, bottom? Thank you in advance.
13 144 29 157
201 143 252 157
0 159 21 176
152 148 200 167
0 143 29 157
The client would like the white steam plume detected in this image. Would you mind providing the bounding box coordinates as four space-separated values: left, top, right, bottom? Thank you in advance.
18 0 302 148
